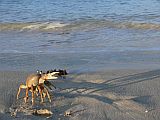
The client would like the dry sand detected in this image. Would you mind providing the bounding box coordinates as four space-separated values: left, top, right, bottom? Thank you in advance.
0 69 160 120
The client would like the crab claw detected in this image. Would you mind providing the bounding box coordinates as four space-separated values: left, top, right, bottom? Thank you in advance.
44 81 56 90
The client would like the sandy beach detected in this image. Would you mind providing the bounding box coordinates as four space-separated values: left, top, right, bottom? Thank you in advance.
0 69 160 120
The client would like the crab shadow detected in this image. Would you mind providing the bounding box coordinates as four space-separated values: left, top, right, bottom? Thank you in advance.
54 69 160 105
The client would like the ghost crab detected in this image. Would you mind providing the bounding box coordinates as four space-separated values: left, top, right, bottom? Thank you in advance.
16 70 59 105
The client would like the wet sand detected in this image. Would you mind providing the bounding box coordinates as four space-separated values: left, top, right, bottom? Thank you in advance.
0 69 160 120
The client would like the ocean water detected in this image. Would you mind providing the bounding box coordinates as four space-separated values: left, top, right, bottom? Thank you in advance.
0 0 160 71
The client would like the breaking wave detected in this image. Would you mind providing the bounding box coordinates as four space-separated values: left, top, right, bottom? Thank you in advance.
0 20 160 32
66 20 160 31
0 22 67 32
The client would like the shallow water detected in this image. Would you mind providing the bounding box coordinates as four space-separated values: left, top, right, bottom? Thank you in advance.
0 29 160 72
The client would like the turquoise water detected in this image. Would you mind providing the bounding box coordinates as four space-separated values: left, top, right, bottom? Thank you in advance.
0 0 160 71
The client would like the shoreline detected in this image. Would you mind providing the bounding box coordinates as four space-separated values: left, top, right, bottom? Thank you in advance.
1 51 160 72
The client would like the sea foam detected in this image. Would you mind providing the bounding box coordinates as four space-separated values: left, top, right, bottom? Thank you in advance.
0 20 160 32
